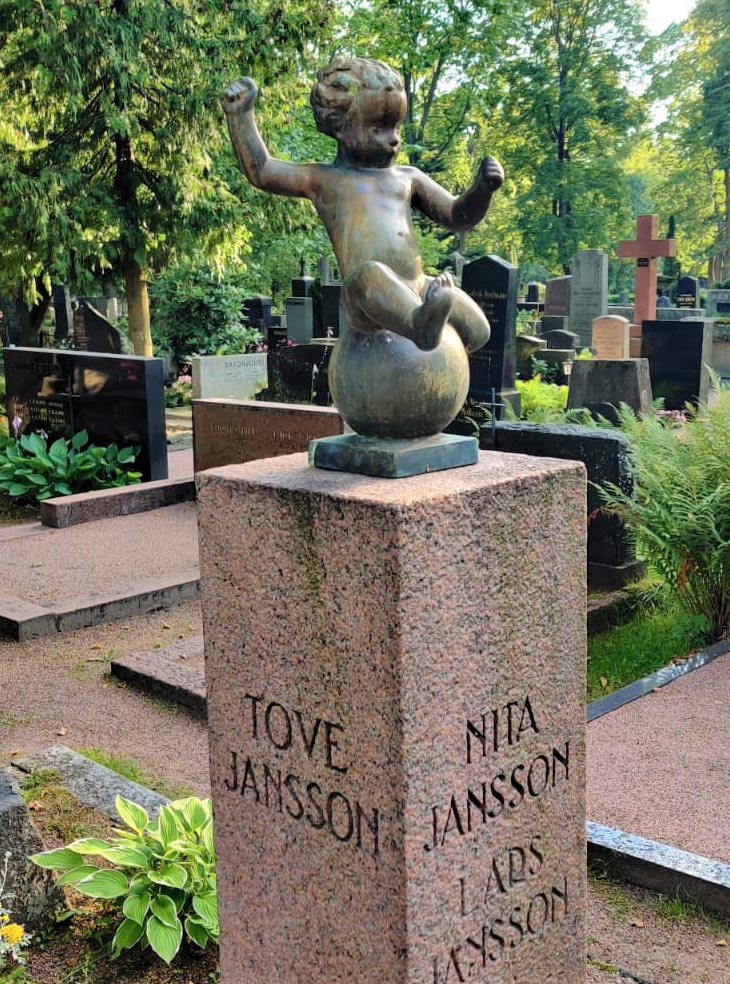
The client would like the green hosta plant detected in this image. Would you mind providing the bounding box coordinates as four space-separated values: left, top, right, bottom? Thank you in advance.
0 430 141 505
31 796 217 964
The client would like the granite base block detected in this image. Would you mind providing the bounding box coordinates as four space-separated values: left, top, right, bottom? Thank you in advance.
308 432 478 477
197 451 587 984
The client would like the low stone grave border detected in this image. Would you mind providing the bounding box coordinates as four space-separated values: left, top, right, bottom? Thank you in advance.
11 746 730 930
587 638 730 723
0 570 200 641
111 638 206 717
40 477 196 529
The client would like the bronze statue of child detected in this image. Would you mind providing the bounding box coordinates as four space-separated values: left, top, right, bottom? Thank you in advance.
222 57 504 439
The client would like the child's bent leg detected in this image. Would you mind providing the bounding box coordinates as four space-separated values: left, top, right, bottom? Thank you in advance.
344 261 454 351
446 287 491 354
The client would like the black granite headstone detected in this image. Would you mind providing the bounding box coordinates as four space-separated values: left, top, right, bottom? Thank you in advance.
72 301 128 354
676 276 700 309
640 320 713 410
318 284 344 338
242 296 273 329
4 348 168 481
542 328 579 350
462 255 518 406
52 286 74 341
526 282 540 303
261 341 334 406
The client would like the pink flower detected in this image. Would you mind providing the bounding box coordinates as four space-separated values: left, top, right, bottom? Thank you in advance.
11 415 22 437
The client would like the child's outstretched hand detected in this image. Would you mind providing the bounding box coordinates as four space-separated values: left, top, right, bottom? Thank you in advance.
479 156 504 191
221 77 259 114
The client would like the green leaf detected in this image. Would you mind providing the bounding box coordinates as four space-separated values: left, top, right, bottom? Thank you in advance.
53 482 74 496
67 837 114 856
76 869 130 899
192 892 218 929
115 796 149 834
30 847 84 871
104 845 149 868
56 864 100 887
185 916 209 949
111 917 144 958
6 483 30 498
156 805 180 846
150 894 178 928
145 914 183 964
49 438 68 462
71 429 89 449
148 863 188 889
117 446 137 463
123 891 150 926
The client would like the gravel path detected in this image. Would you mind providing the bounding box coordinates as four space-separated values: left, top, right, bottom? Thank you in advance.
588 653 730 864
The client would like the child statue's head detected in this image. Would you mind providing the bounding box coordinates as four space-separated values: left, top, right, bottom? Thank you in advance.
311 57 407 166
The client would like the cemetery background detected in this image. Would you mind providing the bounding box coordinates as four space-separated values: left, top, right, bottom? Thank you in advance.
1 0 730 981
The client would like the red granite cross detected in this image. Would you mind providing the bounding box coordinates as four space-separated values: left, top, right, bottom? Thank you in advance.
618 214 676 327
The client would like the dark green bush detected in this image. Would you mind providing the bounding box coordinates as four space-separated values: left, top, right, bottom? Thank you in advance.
0 430 141 506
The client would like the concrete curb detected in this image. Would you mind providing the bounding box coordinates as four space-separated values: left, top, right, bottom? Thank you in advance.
588 821 730 917
111 640 206 717
11 746 169 819
40 477 196 529
0 570 200 641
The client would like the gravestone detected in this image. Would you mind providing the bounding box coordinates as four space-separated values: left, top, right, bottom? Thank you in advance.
711 322 730 384
486 422 646 589
591 316 630 360
319 284 345 337
541 314 570 333
198 453 587 984
242 295 273 329
4 348 168 481
526 282 540 303
292 261 315 298
52 285 74 341
543 329 579 350
618 216 676 327
567 359 653 424
0 770 63 930
264 340 335 406
656 295 670 309
285 297 314 344
192 399 343 472
544 276 571 317
641 320 713 409
707 289 730 319
72 301 130 354
78 296 119 322
570 251 608 348
516 334 546 378
676 276 700 309
462 255 519 412
192 353 268 401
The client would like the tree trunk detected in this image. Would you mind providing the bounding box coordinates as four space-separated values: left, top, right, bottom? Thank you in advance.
122 255 152 356
724 166 730 281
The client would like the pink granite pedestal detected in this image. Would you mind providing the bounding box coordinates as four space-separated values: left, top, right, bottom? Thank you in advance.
197 452 587 984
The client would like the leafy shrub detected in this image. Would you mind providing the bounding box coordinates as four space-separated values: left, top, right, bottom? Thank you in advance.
0 431 141 505
598 394 730 640
149 266 262 362
31 796 217 965
514 377 569 422
165 374 193 408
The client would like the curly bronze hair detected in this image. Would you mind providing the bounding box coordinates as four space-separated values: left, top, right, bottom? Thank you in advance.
310 57 405 138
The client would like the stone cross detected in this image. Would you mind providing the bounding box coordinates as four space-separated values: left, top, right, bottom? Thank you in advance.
618 215 676 327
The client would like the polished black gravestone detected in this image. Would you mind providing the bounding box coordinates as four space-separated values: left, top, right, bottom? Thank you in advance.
676 276 700 310
462 255 520 413
260 340 334 406
641 320 713 410
73 301 129 354
4 348 167 480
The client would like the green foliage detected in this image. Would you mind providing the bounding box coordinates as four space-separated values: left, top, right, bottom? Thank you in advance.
165 377 193 409
149 266 261 362
587 591 710 699
514 377 568 421
31 795 217 965
0 430 141 506
598 393 730 639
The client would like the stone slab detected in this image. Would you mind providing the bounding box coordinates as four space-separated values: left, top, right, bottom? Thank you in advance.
309 432 478 478
567 359 653 424
191 353 268 401
197 451 587 984
591 316 630 360
0 769 64 930
192 398 343 472
11 746 168 821
570 251 608 347
111 638 206 717
40 477 195 528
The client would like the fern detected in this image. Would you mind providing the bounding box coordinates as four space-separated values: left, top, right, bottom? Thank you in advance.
598 393 730 640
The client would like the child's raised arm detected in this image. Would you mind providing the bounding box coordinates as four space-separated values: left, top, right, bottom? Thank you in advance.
221 78 314 199
411 157 504 233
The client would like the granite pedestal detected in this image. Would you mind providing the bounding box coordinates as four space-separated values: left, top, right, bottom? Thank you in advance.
198 452 587 984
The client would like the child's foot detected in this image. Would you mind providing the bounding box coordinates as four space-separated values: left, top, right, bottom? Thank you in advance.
412 273 454 350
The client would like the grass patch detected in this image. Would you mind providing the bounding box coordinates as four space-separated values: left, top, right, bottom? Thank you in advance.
587 595 711 700
652 894 706 923
78 747 193 800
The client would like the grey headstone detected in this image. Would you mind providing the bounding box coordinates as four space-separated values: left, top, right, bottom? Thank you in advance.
191 353 268 401
707 289 730 319
285 296 314 344
567 359 653 424
570 251 608 347
0 769 63 930
543 329 579 350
